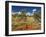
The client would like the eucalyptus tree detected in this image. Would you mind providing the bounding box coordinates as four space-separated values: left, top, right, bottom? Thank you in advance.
33 11 41 23
20 10 27 22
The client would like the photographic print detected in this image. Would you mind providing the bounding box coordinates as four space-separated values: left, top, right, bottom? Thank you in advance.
12 6 41 31
5 1 45 36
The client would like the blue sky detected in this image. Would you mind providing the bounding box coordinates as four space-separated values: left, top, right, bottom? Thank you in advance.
12 6 41 13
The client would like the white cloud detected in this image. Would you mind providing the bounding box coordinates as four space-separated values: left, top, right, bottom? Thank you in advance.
26 12 31 16
32 9 37 15
18 12 21 14
32 9 36 12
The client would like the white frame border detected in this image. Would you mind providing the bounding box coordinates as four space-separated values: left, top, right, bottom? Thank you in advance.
9 3 44 35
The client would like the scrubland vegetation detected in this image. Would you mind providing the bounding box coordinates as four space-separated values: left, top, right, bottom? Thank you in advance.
12 11 41 31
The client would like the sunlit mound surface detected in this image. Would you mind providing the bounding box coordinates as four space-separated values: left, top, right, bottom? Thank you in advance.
12 15 41 31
